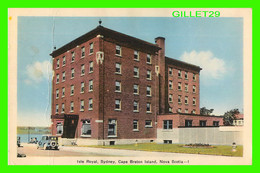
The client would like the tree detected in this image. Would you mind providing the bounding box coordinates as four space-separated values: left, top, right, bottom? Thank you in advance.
200 107 214 115
223 109 240 126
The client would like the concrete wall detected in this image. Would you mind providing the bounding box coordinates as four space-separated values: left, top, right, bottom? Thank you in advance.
157 127 243 145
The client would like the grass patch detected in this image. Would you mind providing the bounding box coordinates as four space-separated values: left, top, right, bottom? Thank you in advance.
84 143 243 157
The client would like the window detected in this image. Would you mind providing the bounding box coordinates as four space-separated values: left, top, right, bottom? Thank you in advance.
193 97 196 105
62 56 66 66
178 108 182 113
178 95 182 104
147 54 151 64
116 45 121 56
169 94 173 102
133 120 139 131
146 103 151 113
71 68 75 79
185 96 188 105
56 59 60 69
81 120 91 136
81 64 85 76
133 101 139 112
56 74 59 84
163 120 173 129
89 80 93 92
115 63 121 74
62 71 65 82
169 67 173 75
89 42 94 54
80 100 85 111
178 70 182 78
169 80 173 89
147 70 152 80
89 61 93 73
55 104 59 113
81 82 85 93
169 107 172 113
62 87 65 97
115 81 121 92
146 86 152 96
193 85 196 93
164 140 172 144
193 73 196 81
88 98 93 110
185 120 192 127
178 82 182 91
192 109 196 114
71 51 75 62
56 122 63 135
133 84 139 95
56 89 59 99
70 85 74 95
200 120 207 127
61 103 65 113
134 50 139 61
185 84 188 92
115 99 121 111
213 121 219 127
185 71 188 79
81 46 85 57
145 120 152 128
134 67 139 78
108 119 117 136
185 109 188 113
70 102 74 112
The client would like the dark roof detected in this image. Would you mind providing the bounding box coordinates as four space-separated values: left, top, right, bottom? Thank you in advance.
50 25 160 57
166 56 202 72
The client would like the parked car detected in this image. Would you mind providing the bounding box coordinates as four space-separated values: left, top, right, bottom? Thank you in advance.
37 135 59 150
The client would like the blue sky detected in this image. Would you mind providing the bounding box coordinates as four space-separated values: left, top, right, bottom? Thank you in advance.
17 17 243 126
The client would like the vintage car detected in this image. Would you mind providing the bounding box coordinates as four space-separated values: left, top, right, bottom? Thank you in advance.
37 135 59 150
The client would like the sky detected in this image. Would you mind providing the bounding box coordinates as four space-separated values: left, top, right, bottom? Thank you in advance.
17 17 243 126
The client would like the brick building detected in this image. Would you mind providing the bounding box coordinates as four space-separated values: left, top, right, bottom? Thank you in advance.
50 24 223 145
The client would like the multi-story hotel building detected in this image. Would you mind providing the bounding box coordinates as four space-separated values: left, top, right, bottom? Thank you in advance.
50 24 223 145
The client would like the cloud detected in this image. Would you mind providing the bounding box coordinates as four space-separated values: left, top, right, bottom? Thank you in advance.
180 50 226 79
25 60 52 84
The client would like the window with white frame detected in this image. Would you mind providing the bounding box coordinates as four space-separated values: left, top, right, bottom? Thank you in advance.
62 56 66 66
70 85 74 95
115 63 121 74
71 51 75 62
134 67 139 78
178 70 182 78
88 98 93 110
145 120 152 128
133 120 138 131
146 103 151 113
55 104 59 113
169 107 172 113
62 71 65 82
185 96 188 105
89 80 93 92
192 109 196 114
163 120 173 129
80 100 85 111
193 73 196 81
169 80 173 89
178 82 182 91
56 59 60 69
147 70 152 80
81 64 85 76
193 97 196 105
178 95 182 104
81 46 85 57
146 86 152 97
178 108 182 113
115 99 121 111
89 61 93 73
185 120 192 127
147 54 151 64
185 71 188 79
70 101 74 112
56 74 59 84
108 119 117 136
61 103 65 113
200 120 207 127
71 68 75 79
56 89 59 99
62 87 65 97
81 120 91 136
133 84 139 95
133 101 139 112
56 122 63 135
89 42 94 54
185 109 188 113
169 67 173 75
116 45 121 56
169 94 173 102
115 81 121 92
193 85 196 93
81 82 85 93
185 84 188 92
134 50 139 61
